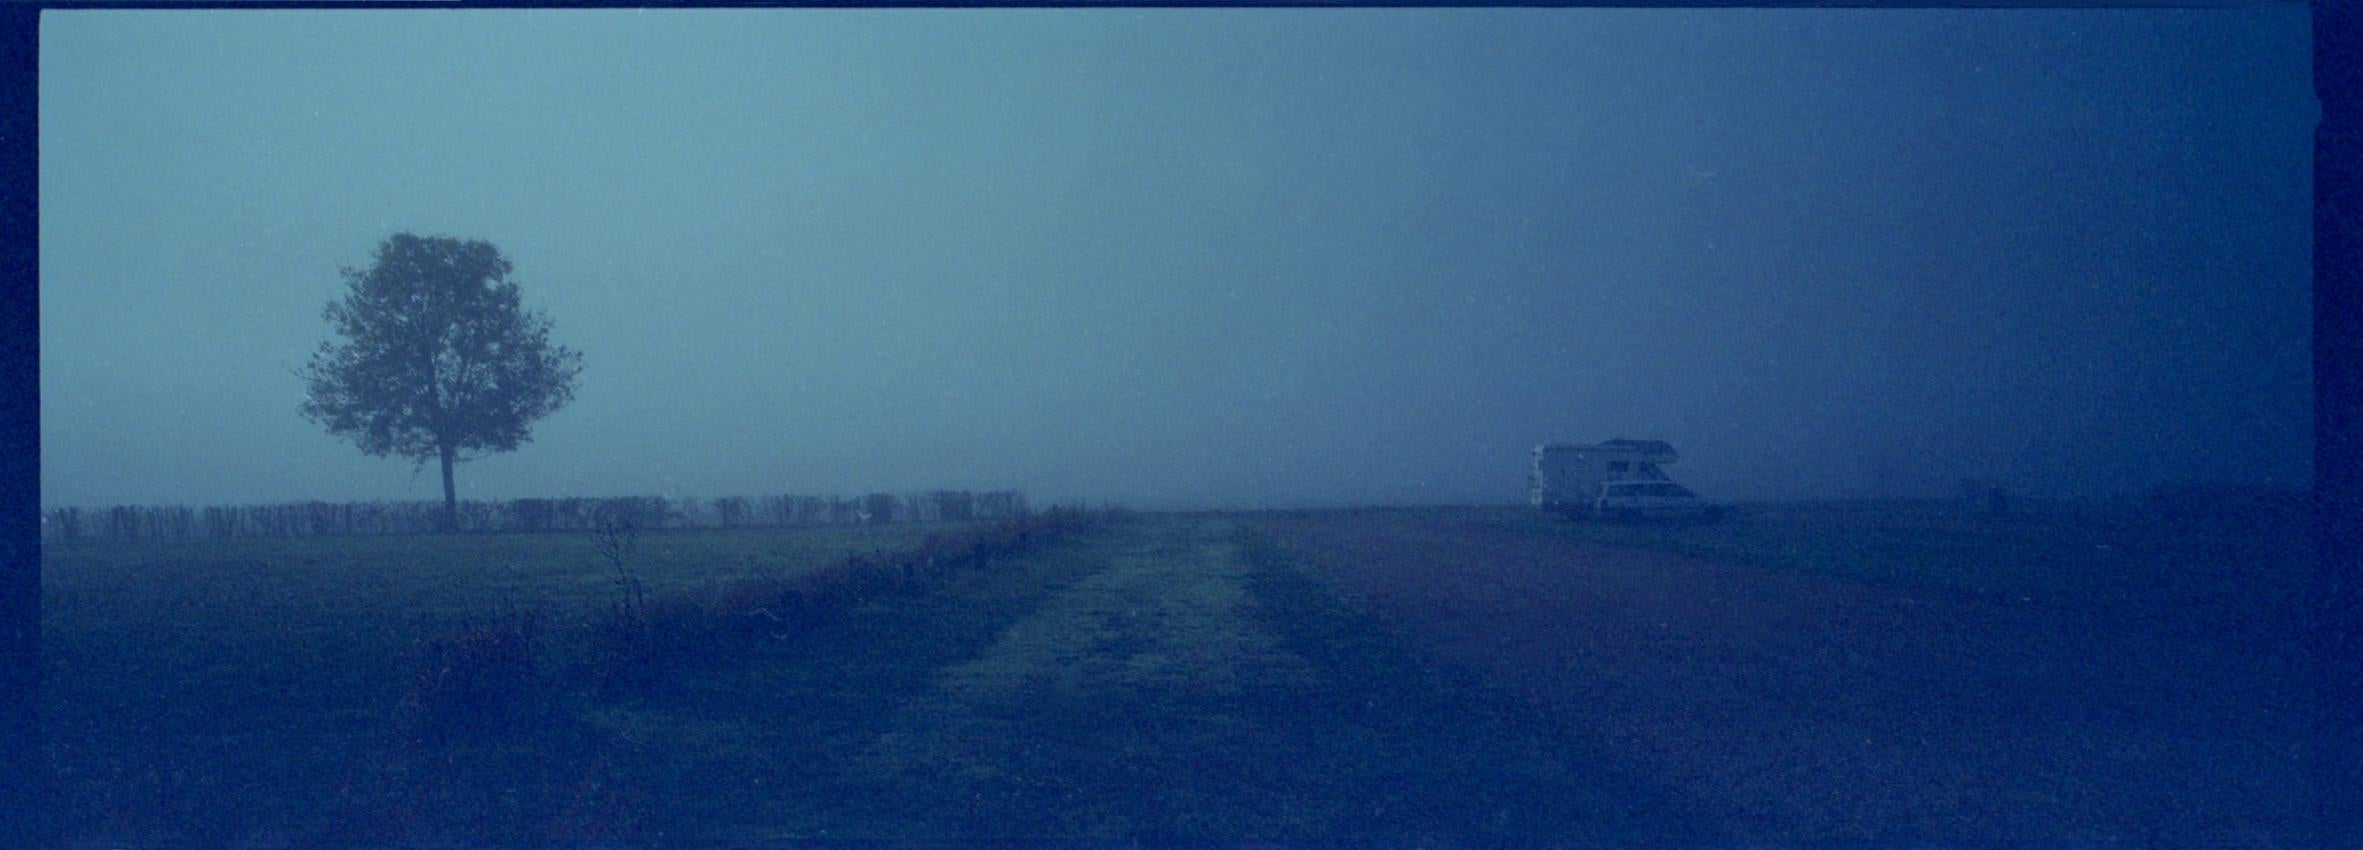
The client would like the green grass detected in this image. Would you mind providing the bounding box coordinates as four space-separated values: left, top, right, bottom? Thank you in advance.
849 517 1324 839
38 522 970 845
63 502 2272 845
783 517 1681 843
567 522 1128 841
40 513 1685 845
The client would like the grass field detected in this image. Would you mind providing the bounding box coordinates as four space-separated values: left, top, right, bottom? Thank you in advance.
41 514 1670 846
1409 499 2312 647
37 500 2317 846
39 523 967 845
1258 501 2317 846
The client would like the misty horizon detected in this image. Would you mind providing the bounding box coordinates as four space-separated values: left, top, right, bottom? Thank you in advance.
39 8 2315 513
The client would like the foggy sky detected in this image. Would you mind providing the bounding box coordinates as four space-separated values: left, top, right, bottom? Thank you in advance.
39 8 2315 511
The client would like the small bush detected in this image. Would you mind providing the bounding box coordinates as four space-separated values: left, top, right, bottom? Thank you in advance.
714 577 805 641
590 597 659 697
400 607 548 744
588 583 731 698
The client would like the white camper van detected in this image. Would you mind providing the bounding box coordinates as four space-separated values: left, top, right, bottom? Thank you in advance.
1530 439 1726 520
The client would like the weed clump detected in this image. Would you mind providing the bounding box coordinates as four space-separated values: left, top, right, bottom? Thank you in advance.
583 512 701 697
399 606 549 744
594 595 722 697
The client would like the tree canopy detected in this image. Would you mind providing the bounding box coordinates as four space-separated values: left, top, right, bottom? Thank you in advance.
300 232 583 530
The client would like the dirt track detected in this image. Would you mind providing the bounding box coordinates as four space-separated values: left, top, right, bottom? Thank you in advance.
1260 512 2311 847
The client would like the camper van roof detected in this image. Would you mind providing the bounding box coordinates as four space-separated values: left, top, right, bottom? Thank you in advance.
1599 438 1675 454
1535 439 1676 455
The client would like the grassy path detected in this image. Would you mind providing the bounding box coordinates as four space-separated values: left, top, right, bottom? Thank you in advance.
813 515 1678 843
567 523 1127 841
854 516 1320 839
44 514 1681 845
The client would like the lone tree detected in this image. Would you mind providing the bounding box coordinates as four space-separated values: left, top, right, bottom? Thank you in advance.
300 232 583 532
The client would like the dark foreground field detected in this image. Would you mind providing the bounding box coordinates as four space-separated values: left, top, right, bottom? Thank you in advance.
37 501 2317 847
1263 503 2316 847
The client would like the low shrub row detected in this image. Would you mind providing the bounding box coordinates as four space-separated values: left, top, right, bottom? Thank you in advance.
396 505 1120 740
42 490 1032 541
589 506 1108 698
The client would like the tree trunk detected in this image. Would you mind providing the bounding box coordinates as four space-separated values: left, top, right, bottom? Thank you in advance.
440 446 458 533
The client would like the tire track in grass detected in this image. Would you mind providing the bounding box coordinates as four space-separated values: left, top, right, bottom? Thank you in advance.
862 516 1692 844
1236 523 1708 847
863 516 1321 839
579 524 1123 842
929 517 1313 708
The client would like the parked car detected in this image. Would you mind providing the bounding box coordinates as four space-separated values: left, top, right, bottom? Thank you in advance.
1590 480 1730 522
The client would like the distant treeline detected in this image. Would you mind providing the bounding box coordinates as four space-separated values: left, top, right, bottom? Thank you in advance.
39 490 1029 542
